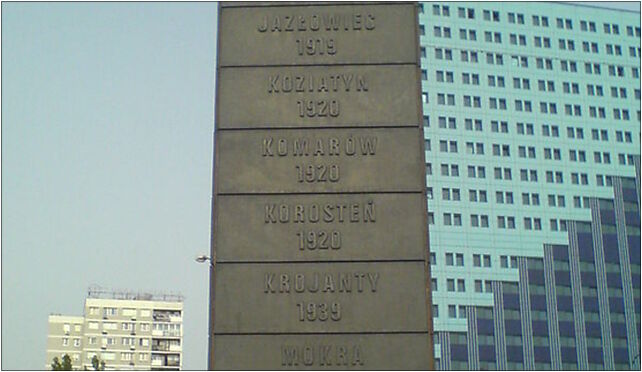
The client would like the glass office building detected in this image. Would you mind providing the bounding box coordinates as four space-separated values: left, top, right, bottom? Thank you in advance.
419 2 641 369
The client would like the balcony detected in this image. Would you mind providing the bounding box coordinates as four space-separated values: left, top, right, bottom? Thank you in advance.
153 314 170 322
152 330 180 337
169 344 181 352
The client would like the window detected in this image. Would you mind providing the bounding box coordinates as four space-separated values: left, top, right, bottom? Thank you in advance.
448 305 457 318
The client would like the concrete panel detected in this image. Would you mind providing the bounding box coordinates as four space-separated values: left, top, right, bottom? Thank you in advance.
213 334 431 370
217 65 420 128
216 128 424 194
215 193 427 261
218 3 417 66
213 262 429 333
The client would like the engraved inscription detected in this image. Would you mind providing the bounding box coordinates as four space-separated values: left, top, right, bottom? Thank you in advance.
264 271 379 325
215 194 424 261
261 136 377 157
256 12 376 58
213 334 432 369
281 343 364 367
296 230 341 251
296 302 341 322
264 201 376 224
257 13 376 33
267 72 367 118
213 262 428 333
263 272 380 294
218 128 422 194
268 73 368 94
218 65 420 128
219 4 417 66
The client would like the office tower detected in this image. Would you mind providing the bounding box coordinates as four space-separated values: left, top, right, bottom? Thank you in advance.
419 2 640 370
46 288 183 370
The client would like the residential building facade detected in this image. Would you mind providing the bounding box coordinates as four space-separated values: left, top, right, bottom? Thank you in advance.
46 288 183 370
419 2 641 370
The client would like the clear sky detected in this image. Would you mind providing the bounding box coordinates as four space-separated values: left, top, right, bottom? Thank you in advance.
2 3 217 369
1 1 639 370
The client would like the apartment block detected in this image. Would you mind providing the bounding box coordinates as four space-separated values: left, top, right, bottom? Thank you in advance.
45 289 183 370
419 2 640 370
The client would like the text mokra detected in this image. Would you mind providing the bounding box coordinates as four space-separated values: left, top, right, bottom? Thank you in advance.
262 136 377 157
258 13 376 33
281 344 364 367
267 74 368 94
264 272 380 294
264 201 376 224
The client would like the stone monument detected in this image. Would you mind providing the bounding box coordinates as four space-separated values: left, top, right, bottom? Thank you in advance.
209 2 434 369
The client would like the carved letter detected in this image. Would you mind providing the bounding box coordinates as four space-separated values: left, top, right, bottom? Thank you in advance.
308 273 319 292
258 16 268 32
271 16 281 32
309 204 320 223
262 137 274 157
282 75 292 93
295 76 305 92
265 204 277 223
350 204 360 222
367 273 380 292
277 139 288 156
339 273 352 293
294 204 304 223
352 345 364 366
345 136 356 156
310 15 320 31
297 15 307 31
318 77 328 92
360 137 377 155
320 345 332 366
268 75 279 93
322 204 334 222
328 137 340 156
357 75 369 92
295 274 305 293
281 346 298 366
337 346 348 366
336 204 346 222
324 14 340 31
364 200 376 222
293 139 309 156
279 274 290 293
323 274 336 292
279 204 289 223
353 14 362 30
355 273 365 292
314 139 325 156
264 273 275 293
303 346 314 366
340 74 354 92
284 16 294 32
365 14 375 30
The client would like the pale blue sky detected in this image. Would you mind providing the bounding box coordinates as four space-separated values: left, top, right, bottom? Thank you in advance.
2 3 217 369
2 1 639 371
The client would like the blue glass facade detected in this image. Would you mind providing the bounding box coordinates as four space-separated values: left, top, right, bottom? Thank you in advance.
419 2 641 369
